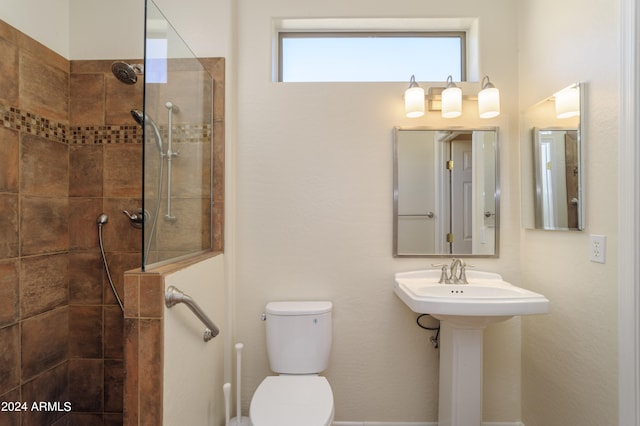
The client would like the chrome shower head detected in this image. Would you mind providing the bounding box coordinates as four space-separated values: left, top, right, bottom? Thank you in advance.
130 109 145 127
131 109 164 153
96 213 109 225
111 61 144 85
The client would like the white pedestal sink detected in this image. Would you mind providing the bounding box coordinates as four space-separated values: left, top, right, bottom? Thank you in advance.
394 269 549 426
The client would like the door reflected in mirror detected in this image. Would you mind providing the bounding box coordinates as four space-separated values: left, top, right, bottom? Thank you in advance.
393 128 499 257
521 83 583 231
533 129 580 229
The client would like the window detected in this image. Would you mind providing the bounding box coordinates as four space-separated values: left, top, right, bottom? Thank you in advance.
278 32 466 83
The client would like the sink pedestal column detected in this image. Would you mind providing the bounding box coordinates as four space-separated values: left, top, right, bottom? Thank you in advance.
438 321 484 426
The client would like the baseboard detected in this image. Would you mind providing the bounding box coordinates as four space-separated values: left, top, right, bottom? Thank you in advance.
333 422 525 426
333 423 437 426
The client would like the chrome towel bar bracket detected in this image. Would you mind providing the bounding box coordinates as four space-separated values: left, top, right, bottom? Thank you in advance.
165 285 220 342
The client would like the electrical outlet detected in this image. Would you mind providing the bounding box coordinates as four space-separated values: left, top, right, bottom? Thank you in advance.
590 235 606 263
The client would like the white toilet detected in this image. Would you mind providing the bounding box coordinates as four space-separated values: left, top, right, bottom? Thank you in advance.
250 301 335 426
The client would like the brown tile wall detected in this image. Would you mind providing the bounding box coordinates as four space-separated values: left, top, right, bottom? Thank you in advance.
123 273 163 426
0 19 71 426
0 19 142 426
199 58 225 254
67 59 143 426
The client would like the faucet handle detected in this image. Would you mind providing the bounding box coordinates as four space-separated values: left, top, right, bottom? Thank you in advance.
432 263 449 283
459 262 474 284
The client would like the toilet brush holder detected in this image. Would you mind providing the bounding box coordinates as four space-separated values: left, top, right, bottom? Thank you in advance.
230 343 250 426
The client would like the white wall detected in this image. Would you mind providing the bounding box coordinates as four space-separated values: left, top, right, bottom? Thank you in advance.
234 0 522 422
1 0 231 60
69 0 231 60
164 255 226 426
69 0 144 60
0 0 70 58
153 0 232 59
518 0 620 424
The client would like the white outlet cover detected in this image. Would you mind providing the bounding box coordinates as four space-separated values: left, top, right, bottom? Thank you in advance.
590 235 606 263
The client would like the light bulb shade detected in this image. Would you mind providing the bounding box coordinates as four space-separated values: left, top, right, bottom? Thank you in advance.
441 86 462 118
555 87 580 119
478 87 500 118
405 86 425 118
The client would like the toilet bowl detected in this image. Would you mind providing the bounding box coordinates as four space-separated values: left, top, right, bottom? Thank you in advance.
250 375 334 426
249 301 334 426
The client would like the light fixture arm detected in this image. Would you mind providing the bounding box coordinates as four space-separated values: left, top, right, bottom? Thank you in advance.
481 75 495 90
445 75 457 89
408 74 419 89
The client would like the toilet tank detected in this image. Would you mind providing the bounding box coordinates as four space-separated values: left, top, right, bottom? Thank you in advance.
265 301 332 374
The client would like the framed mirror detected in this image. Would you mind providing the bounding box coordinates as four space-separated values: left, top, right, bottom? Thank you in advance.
521 82 583 231
393 127 499 257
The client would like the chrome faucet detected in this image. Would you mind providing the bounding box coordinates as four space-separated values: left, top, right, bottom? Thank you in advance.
434 258 469 284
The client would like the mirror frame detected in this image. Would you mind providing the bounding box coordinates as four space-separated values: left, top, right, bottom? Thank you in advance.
393 126 500 258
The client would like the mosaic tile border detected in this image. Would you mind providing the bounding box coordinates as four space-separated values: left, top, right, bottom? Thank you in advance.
168 124 212 143
1 104 69 143
70 125 142 145
0 103 211 145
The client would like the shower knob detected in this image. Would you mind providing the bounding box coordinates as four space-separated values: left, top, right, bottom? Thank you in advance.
122 209 145 229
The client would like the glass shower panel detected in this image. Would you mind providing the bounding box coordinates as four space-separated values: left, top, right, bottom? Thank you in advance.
143 0 213 268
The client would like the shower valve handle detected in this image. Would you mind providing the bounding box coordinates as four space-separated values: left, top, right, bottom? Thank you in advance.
123 209 145 229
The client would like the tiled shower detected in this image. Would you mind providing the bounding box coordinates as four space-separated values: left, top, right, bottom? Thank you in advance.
0 12 225 423
0 19 142 425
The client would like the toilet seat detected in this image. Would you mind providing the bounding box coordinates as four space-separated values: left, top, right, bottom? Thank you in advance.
250 375 334 426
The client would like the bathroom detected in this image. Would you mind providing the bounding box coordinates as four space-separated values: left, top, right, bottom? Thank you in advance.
0 0 635 425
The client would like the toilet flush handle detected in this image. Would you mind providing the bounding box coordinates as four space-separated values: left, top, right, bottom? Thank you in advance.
260 313 267 321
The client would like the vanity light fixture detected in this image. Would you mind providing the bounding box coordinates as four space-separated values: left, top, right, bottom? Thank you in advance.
478 76 501 118
554 85 580 119
404 75 425 118
441 75 462 118
404 74 501 119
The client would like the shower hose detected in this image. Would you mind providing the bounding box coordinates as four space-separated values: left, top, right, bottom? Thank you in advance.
97 214 124 312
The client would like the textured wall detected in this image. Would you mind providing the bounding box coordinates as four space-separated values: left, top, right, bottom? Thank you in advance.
518 0 620 425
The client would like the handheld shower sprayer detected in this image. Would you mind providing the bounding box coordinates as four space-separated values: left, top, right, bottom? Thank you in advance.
96 213 109 226
131 109 164 154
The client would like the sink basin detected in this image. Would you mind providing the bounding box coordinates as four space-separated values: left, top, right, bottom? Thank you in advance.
394 269 549 319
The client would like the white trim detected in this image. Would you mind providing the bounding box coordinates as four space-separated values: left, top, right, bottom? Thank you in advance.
619 0 640 424
332 422 524 426
332 423 436 426
273 17 477 32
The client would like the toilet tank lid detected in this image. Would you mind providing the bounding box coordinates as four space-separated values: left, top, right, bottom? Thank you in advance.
266 301 332 316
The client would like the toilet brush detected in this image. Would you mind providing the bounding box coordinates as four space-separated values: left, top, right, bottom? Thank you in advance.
223 382 231 426
229 343 250 426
